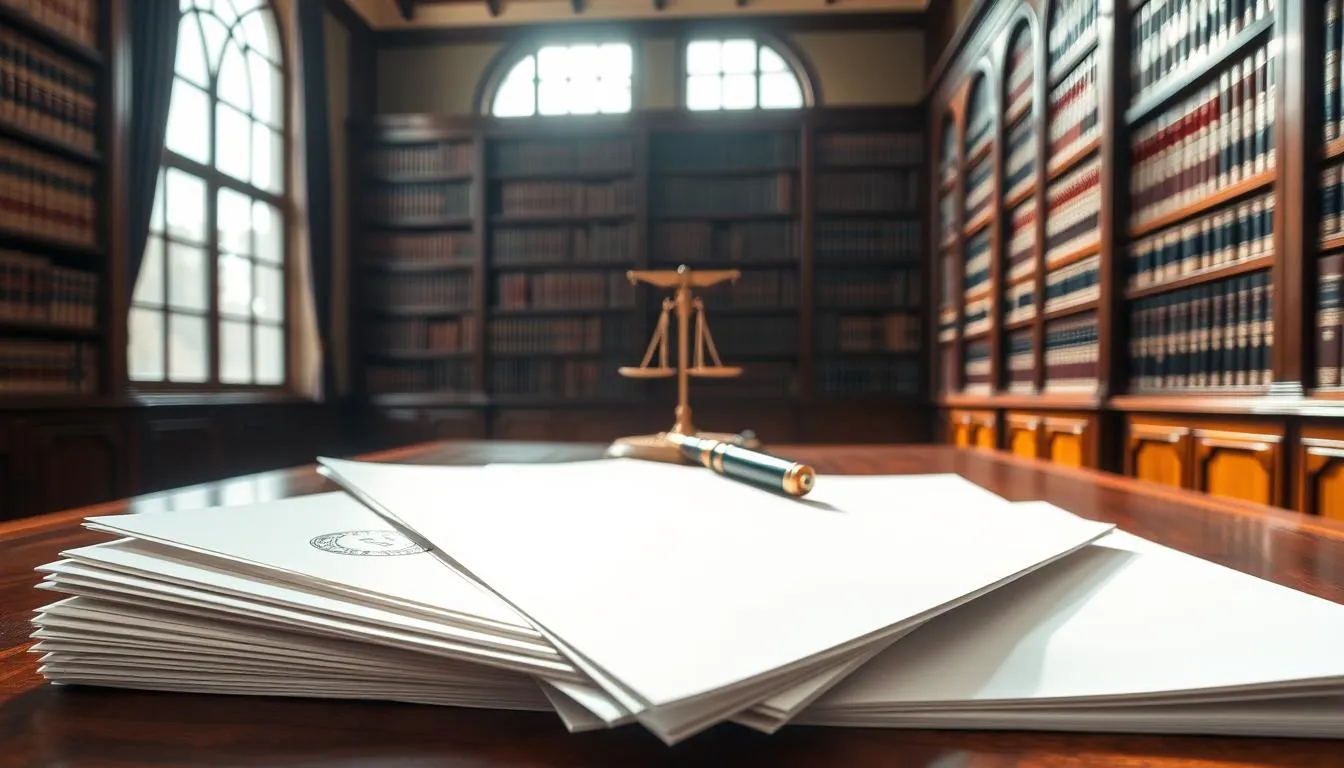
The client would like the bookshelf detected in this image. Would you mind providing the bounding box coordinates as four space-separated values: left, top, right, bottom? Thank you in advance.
0 0 107 399
353 109 927 443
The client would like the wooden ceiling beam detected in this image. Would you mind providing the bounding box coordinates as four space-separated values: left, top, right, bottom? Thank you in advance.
395 0 415 19
485 0 501 16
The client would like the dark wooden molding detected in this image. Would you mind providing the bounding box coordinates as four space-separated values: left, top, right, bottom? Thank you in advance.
571 0 585 13
323 0 375 40
923 0 1002 104
395 0 415 20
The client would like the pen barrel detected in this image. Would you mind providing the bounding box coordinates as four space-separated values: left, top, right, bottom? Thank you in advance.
714 444 814 496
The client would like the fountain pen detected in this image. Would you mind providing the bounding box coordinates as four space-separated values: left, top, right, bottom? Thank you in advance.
665 432 816 497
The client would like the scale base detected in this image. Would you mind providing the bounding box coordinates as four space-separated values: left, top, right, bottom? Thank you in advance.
605 431 762 463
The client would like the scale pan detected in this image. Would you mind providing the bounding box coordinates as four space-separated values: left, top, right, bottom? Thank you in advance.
619 366 677 379
686 366 742 378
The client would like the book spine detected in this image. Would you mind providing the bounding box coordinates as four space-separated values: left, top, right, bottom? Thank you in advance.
1320 254 1343 388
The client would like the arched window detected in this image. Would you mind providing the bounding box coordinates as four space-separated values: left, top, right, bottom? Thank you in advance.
129 0 288 386
488 41 634 118
683 36 810 111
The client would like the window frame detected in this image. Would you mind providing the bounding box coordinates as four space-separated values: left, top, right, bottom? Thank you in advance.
675 31 818 112
129 0 294 393
475 35 643 119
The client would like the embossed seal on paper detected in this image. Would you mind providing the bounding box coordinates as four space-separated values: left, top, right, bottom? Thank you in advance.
308 530 428 556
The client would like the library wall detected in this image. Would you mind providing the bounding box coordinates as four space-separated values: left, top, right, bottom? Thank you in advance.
375 30 924 115
327 9 352 395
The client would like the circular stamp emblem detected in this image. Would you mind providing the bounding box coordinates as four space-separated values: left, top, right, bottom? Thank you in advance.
308 530 428 556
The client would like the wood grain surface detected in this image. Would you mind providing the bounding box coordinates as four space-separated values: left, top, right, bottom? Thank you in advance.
2 441 1344 768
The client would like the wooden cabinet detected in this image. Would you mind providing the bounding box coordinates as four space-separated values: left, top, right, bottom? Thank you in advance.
1042 415 1093 468
1126 420 1191 489
1297 427 1344 520
1004 412 1041 459
948 409 996 450
1192 425 1283 508
14 415 131 516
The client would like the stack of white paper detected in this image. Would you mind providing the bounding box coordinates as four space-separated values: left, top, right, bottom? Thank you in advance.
28 458 1344 743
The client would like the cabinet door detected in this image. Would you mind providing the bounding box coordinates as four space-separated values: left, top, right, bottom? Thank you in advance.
1297 430 1344 520
972 419 997 450
1043 416 1092 468
949 410 975 447
1126 420 1191 489
1005 413 1040 459
1193 427 1283 507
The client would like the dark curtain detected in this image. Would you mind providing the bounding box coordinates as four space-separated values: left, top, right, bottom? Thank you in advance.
298 0 334 397
126 2 180 296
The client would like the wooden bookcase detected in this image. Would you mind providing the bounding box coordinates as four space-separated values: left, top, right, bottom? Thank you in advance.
350 108 931 445
928 0 1344 516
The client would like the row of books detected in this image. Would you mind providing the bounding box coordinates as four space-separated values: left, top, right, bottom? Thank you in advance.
1007 330 1034 391
1006 29 1034 119
963 156 994 224
710 316 798 356
816 313 920 354
0 26 98 152
1319 252 1344 386
651 131 798 171
1008 199 1037 281
0 135 97 244
365 182 471 222
365 360 473 395
0 249 95 327
1328 0 1343 143
1132 0 1271 101
816 132 920 168
963 338 991 391
1006 117 1036 200
698 269 799 308
365 141 472 179
815 170 919 214
493 224 635 266
496 271 635 311
367 317 477 355
0 0 98 48
816 268 920 308
490 359 636 399
1323 163 1344 241
694 361 796 396
1128 192 1274 289
964 296 992 336
0 338 95 393
964 82 993 159
651 221 800 264
1129 271 1272 390
490 137 633 175
1048 50 1098 164
1045 154 1100 264
1044 311 1099 392
1044 253 1100 313
1048 0 1097 75
652 175 794 217
964 228 991 295
364 232 474 268
489 317 637 355
368 273 472 311
498 179 634 218
1005 281 1037 325
816 358 919 395
816 220 921 263
1130 42 1274 227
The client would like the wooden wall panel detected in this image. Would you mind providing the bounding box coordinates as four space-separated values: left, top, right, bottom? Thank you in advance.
18 416 130 515
1297 427 1344 520
1126 420 1191 489
801 404 932 445
1193 426 1283 508
139 417 223 494
0 418 16 521
1043 416 1092 468
1005 412 1041 459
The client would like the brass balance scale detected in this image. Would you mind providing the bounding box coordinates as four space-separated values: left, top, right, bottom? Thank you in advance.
605 265 764 463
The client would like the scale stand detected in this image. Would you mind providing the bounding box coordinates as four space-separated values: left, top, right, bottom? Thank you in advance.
606 265 763 463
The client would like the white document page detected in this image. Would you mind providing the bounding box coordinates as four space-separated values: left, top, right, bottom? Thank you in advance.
318 457 1113 742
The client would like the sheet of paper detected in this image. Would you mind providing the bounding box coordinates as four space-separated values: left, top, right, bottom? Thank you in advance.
319 457 1113 742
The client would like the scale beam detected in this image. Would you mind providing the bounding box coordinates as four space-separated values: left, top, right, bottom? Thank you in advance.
626 269 740 289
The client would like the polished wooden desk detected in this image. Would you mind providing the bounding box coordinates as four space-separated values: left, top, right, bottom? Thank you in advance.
2 442 1343 768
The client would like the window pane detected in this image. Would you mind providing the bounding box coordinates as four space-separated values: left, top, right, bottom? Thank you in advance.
537 46 571 80
252 124 282 193
253 264 283 321
505 54 535 83
219 41 251 112
214 0 240 27
167 242 209 312
722 73 756 110
134 236 165 306
567 44 599 80
241 7 280 64
216 103 252 181
686 40 721 75
687 74 722 111
599 43 632 78
721 39 756 74
198 13 230 72
761 72 804 109
175 14 209 87
220 319 252 383
249 52 281 127
492 75 535 118
148 170 165 234
599 80 631 114
168 313 210 382
128 308 165 381
538 79 568 116
253 200 283 264
219 251 252 317
567 78 600 115
165 169 207 244
759 46 788 73
166 79 210 163
256 323 284 384
218 187 252 255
